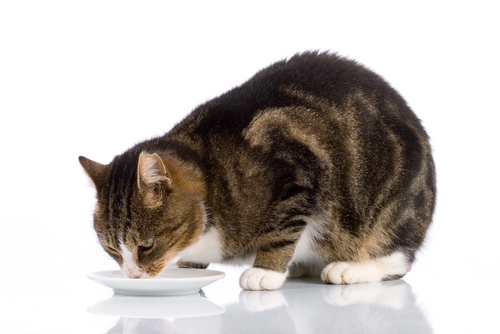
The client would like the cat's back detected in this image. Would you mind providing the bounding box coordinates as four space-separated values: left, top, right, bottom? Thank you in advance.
181 52 435 224
174 52 425 142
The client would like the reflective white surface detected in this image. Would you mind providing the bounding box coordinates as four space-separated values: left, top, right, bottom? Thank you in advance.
1 236 498 334
90 279 431 333
88 293 225 318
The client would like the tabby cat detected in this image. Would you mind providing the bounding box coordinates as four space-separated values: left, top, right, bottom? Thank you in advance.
80 52 436 291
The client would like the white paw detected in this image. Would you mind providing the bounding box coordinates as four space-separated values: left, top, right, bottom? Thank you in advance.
321 262 349 284
321 261 381 284
239 267 287 291
239 290 287 312
321 253 409 285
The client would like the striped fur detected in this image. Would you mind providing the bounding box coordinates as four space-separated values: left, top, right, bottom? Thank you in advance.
80 52 436 289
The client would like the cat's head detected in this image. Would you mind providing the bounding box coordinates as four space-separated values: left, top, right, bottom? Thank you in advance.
79 151 206 278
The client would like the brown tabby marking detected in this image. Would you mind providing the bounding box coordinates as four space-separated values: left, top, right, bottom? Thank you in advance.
80 51 436 290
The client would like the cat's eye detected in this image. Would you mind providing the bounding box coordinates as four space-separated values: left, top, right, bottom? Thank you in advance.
138 239 154 257
141 239 154 249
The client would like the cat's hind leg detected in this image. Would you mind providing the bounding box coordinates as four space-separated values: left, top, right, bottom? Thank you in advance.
321 251 410 284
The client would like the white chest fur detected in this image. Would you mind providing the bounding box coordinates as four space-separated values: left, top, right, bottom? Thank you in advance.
176 223 326 271
176 227 224 264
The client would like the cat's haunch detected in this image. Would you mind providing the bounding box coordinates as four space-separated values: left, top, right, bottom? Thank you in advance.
80 52 435 290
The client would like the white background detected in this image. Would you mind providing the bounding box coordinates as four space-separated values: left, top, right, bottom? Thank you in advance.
1 1 499 333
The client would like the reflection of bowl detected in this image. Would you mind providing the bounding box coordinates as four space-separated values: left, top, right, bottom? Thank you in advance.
87 293 225 318
87 269 225 296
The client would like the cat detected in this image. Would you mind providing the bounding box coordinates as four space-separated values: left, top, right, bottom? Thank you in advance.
79 51 436 291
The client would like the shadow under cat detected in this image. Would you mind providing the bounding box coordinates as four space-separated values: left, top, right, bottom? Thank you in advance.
91 280 433 334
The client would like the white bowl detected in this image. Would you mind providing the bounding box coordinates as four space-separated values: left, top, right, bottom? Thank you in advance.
87 268 225 296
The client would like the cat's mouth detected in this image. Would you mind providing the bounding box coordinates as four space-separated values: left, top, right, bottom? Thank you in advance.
122 260 170 279
122 268 156 279
122 267 145 279
128 273 148 279
121 261 156 279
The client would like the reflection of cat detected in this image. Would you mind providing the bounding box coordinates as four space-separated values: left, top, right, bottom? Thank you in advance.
172 280 432 333
80 52 436 290
102 280 432 333
106 318 177 334
288 280 432 334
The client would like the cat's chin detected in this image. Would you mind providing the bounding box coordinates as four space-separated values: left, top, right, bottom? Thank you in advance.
120 267 154 279
124 272 155 279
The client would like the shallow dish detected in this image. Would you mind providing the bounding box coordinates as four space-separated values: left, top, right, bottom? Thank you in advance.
87 269 225 296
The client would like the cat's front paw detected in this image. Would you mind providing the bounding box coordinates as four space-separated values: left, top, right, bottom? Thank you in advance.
239 267 287 291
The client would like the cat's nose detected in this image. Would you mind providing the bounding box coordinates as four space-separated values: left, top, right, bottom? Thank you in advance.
128 271 142 279
122 267 143 279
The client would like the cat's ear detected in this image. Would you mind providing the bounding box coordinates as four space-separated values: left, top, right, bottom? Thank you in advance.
137 152 171 207
79 156 109 190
